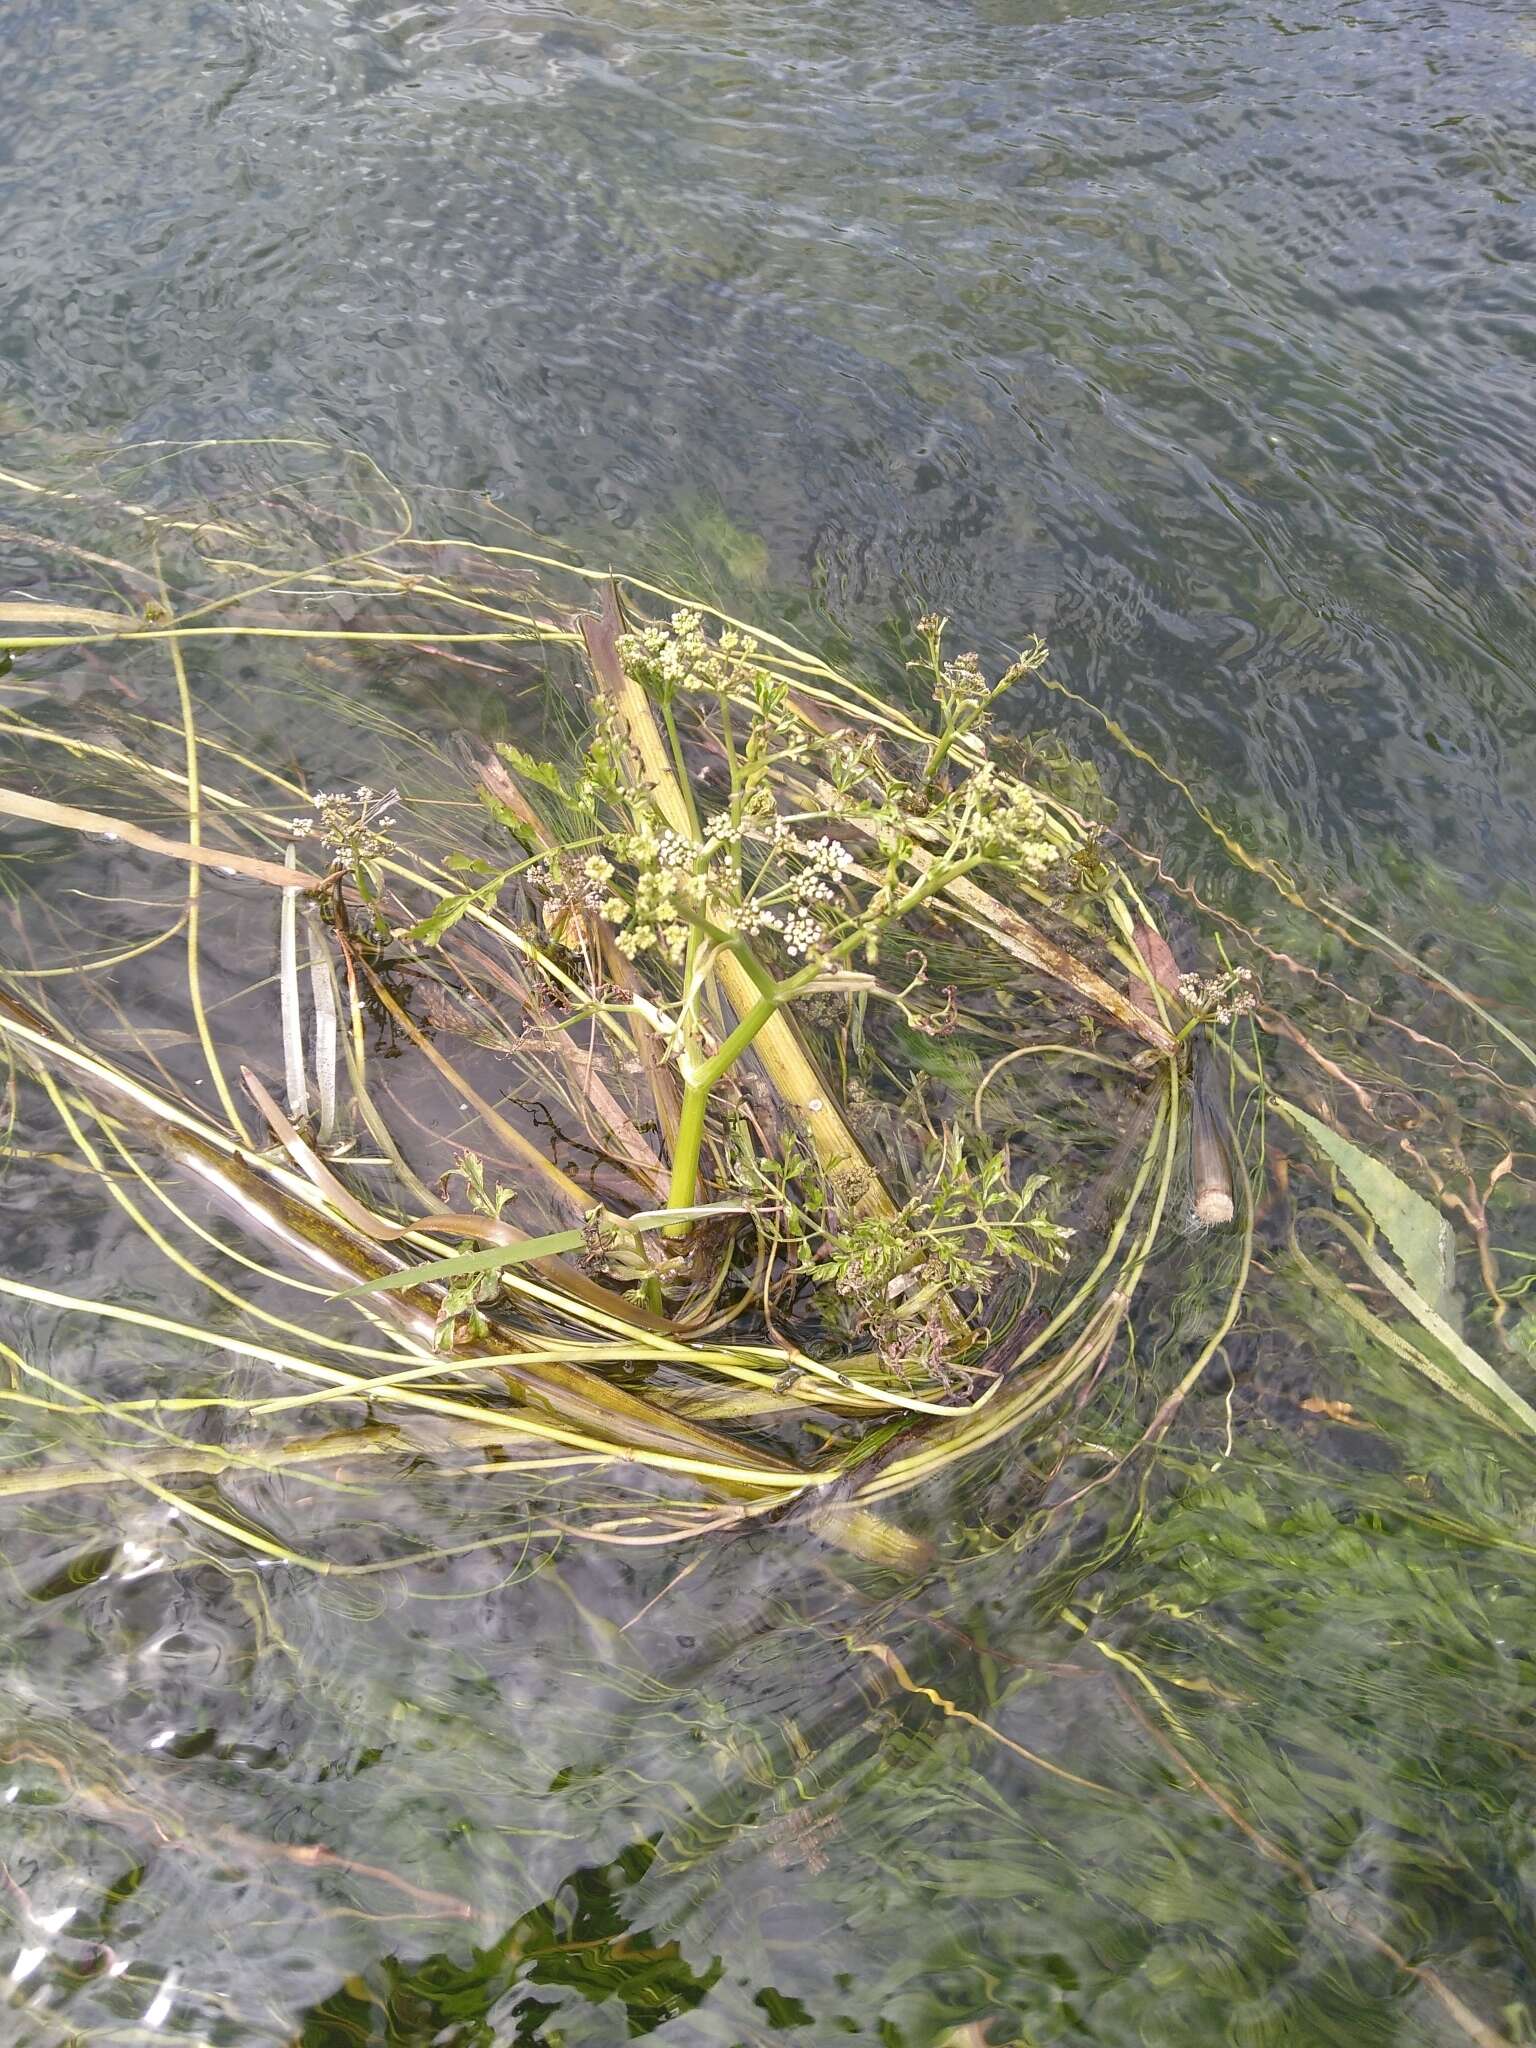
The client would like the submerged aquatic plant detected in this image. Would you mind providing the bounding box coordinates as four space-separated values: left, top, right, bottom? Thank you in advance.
802 1135 1072 1385
3 442 1536 2048
0 436 1529 1579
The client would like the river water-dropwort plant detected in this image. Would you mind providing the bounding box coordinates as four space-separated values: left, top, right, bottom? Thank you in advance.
391 597 1089 1387
602 612 1059 1221
2 441 1533 1601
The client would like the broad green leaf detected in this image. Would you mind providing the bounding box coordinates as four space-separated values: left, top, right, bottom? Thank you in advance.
625 1201 749 1229
476 787 541 851
496 742 581 804
1302 1248 1513 1436
336 1228 586 1299
1278 1097 1455 1315
399 886 490 945
338 1205 743 1302
1332 1216 1536 1438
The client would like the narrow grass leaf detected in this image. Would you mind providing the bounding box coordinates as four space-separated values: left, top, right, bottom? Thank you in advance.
336 1231 588 1298
0 599 132 628
279 844 309 1119
0 784 323 890
304 902 339 1142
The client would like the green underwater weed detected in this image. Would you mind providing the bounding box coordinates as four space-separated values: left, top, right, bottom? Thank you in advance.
4 444 1536 2045
571 603 1065 1236
0 436 1530 1586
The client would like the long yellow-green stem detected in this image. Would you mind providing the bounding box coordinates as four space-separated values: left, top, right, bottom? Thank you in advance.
665 1083 713 1234
0 623 573 652
666 980 781 1224
161 561 250 1142
579 591 893 1211
664 855 985 1219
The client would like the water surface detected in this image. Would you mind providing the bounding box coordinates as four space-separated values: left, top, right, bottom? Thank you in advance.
2 2 1536 2042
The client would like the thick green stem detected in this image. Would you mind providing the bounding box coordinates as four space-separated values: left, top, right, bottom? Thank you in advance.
665 985 783 1229
663 860 983 1225
665 1080 712 1236
701 986 790 1089
925 728 959 786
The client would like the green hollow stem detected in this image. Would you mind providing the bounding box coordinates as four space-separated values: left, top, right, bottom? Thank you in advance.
925 725 964 786
663 854 985 1227
665 1083 713 1236
665 984 782 1231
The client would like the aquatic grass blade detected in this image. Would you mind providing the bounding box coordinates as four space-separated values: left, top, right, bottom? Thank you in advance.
337 1231 589 1298
0 784 323 890
1332 1214 1536 1437
279 844 310 1120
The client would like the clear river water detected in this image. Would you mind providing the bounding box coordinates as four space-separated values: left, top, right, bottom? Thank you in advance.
2 2 1536 2044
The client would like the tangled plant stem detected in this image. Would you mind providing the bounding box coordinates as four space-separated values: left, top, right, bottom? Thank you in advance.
1 444 1526 1603
590 608 1067 1243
